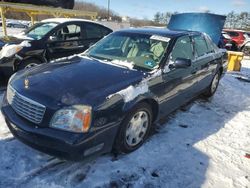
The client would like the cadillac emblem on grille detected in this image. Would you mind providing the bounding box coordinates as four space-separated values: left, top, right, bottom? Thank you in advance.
24 78 29 89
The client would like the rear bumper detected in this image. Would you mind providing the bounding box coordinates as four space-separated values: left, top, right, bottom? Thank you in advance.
1 95 120 161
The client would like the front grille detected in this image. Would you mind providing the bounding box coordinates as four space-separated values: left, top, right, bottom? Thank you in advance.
7 85 46 124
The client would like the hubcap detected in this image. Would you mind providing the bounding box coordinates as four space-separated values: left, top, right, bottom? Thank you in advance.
25 63 38 69
211 73 219 93
125 111 149 147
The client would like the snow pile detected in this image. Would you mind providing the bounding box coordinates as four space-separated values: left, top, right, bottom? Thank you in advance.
107 69 162 102
0 59 249 187
108 81 149 103
0 27 25 37
111 59 134 70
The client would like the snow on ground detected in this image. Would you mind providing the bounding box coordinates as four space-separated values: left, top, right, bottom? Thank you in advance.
0 59 249 188
0 27 24 37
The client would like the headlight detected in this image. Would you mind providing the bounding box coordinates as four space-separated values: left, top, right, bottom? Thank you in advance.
0 44 23 59
50 105 92 133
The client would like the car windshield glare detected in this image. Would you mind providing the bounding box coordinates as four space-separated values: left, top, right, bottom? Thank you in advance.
85 32 170 70
25 22 58 40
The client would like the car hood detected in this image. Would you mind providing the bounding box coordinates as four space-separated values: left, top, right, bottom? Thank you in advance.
168 13 226 45
0 36 29 45
10 56 146 108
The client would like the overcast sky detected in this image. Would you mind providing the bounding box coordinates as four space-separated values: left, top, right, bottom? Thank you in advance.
79 0 250 19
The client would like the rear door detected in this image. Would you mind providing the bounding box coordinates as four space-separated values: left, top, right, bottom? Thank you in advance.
46 22 85 60
191 34 217 93
82 23 112 48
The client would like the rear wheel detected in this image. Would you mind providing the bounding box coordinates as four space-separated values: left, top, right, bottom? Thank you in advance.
203 71 220 97
114 103 153 154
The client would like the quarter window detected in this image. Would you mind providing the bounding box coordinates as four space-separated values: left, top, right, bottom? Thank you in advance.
171 36 194 61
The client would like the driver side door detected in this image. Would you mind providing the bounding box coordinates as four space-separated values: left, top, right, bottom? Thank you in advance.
151 36 197 116
46 23 85 60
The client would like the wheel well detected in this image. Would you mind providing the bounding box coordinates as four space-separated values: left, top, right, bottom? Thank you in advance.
140 99 159 122
219 66 223 76
14 57 43 71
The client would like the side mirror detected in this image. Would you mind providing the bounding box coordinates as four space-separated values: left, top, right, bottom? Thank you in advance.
169 58 191 69
48 36 57 42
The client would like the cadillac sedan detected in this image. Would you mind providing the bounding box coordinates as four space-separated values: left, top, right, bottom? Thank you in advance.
1 28 227 160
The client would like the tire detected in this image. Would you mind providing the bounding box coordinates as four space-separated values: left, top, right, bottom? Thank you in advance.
242 45 250 56
113 103 153 154
17 58 41 71
203 71 221 98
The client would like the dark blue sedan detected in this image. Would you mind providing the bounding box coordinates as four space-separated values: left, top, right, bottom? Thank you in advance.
1 28 227 160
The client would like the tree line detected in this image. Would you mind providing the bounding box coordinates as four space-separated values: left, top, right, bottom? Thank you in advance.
153 11 250 30
3 1 250 30
3 1 123 22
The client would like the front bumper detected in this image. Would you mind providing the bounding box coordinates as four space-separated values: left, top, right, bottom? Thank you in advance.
0 56 17 80
1 95 120 161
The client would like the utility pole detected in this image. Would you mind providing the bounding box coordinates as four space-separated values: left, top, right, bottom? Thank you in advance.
107 0 110 21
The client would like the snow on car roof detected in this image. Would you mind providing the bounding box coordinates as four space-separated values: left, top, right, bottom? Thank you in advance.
41 18 104 26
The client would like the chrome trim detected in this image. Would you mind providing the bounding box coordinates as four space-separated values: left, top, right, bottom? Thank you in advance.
7 85 46 124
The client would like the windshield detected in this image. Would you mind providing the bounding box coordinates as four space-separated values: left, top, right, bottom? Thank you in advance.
85 32 170 70
25 22 58 40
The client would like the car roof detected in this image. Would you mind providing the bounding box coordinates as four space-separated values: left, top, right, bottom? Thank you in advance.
116 27 201 38
223 29 246 33
41 18 108 28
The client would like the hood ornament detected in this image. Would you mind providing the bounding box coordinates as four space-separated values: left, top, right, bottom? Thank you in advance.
24 78 29 89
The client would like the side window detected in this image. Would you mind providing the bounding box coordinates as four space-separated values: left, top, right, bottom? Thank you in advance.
228 31 239 37
171 36 194 61
205 36 215 53
194 35 209 57
52 24 81 41
85 24 105 39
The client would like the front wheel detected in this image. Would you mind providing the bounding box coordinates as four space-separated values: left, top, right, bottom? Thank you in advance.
203 71 220 97
114 103 153 154
17 58 41 71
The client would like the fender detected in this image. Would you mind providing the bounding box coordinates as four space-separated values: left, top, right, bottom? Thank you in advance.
241 40 250 49
13 52 47 71
122 92 160 122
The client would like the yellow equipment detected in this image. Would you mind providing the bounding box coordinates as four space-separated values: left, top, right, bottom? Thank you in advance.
0 2 97 37
227 51 244 71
